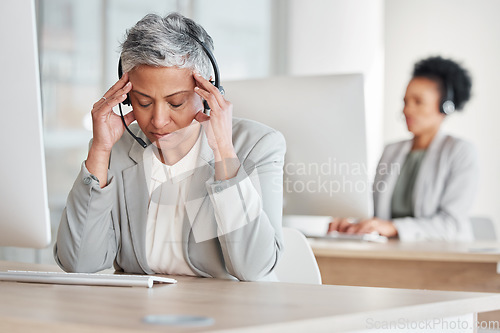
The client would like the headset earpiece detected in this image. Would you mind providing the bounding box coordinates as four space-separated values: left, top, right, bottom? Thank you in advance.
202 80 225 114
440 81 455 115
118 59 131 106
117 58 146 148
441 100 455 115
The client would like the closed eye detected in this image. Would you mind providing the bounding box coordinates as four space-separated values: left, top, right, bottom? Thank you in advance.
139 102 152 108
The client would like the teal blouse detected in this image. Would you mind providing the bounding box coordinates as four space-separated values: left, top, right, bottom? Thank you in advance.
390 149 427 219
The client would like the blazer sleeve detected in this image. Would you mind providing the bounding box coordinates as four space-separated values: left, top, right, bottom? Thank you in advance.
205 130 286 281
372 144 398 220
393 140 479 242
53 161 118 272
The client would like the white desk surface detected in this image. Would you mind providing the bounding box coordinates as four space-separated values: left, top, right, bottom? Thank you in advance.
1 261 500 333
310 239 500 263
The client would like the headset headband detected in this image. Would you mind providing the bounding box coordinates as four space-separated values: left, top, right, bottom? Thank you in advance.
184 32 221 91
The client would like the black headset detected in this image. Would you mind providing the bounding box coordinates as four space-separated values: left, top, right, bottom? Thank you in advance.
117 31 223 148
440 80 455 115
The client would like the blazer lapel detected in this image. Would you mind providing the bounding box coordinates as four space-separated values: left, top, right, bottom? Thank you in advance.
412 131 445 215
378 140 412 219
184 131 217 244
123 134 152 273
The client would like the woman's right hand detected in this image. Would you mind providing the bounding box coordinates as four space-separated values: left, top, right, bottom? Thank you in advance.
90 72 134 153
86 73 134 188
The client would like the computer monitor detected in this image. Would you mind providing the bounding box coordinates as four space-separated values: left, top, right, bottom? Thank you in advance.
0 0 51 248
224 74 372 221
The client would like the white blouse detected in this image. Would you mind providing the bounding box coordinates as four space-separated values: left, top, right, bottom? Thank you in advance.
144 133 203 276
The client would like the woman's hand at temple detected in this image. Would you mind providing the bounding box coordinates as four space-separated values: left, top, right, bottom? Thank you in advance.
86 72 134 187
90 72 135 153
328 217 398 238
193 71 240 180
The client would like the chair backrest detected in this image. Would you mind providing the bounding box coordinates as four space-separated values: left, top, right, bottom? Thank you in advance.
274 227 322 285
470 217 498 241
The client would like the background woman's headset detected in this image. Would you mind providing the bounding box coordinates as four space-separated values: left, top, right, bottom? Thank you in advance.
117 32 224 148
440 80 455 115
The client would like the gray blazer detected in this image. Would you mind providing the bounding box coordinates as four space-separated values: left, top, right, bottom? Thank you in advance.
373 132 478 242
54 118 286 281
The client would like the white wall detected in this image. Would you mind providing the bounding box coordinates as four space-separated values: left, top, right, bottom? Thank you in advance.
286 0 385 174
384 0 500 227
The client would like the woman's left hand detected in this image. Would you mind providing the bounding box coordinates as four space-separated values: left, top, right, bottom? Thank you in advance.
193 72 234 155
193 71 240 180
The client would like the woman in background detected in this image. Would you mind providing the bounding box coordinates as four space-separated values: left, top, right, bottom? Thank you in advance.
329 56 478 241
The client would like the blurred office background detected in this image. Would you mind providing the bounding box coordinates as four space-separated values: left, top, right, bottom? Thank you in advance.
2 0 499 263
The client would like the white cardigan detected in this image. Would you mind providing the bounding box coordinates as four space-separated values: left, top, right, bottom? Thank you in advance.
373 132 479 242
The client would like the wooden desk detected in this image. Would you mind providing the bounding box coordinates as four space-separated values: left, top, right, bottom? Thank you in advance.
310 239 500 292
1 261 500 332
311 239 500 324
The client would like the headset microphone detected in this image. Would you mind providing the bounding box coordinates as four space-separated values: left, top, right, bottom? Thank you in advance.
117 31 223 148
118 101 147 148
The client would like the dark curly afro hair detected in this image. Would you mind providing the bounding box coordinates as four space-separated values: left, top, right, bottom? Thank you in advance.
412 56 472 111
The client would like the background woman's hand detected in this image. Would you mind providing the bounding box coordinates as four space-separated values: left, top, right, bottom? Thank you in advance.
328 218 357 233
328 217 398 238
90 72 135 153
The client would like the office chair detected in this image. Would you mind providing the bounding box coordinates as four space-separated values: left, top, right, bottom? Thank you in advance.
274 227 322 285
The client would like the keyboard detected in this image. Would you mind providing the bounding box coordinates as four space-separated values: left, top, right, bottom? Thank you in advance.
311 231 389 243
0 270 177 288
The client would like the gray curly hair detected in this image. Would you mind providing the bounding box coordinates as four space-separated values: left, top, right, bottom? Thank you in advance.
120 12 214 80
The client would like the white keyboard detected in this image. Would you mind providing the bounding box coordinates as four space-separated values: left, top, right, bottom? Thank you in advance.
0 270 177 288
312 231 388 243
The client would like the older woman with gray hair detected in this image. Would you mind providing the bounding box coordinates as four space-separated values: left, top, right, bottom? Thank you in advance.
54 13 286 281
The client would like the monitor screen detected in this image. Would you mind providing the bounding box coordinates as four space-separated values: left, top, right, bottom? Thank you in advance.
0 0 51 248
225 74 373 220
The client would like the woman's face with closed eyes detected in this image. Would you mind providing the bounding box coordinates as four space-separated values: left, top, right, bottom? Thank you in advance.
128 65 204 149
